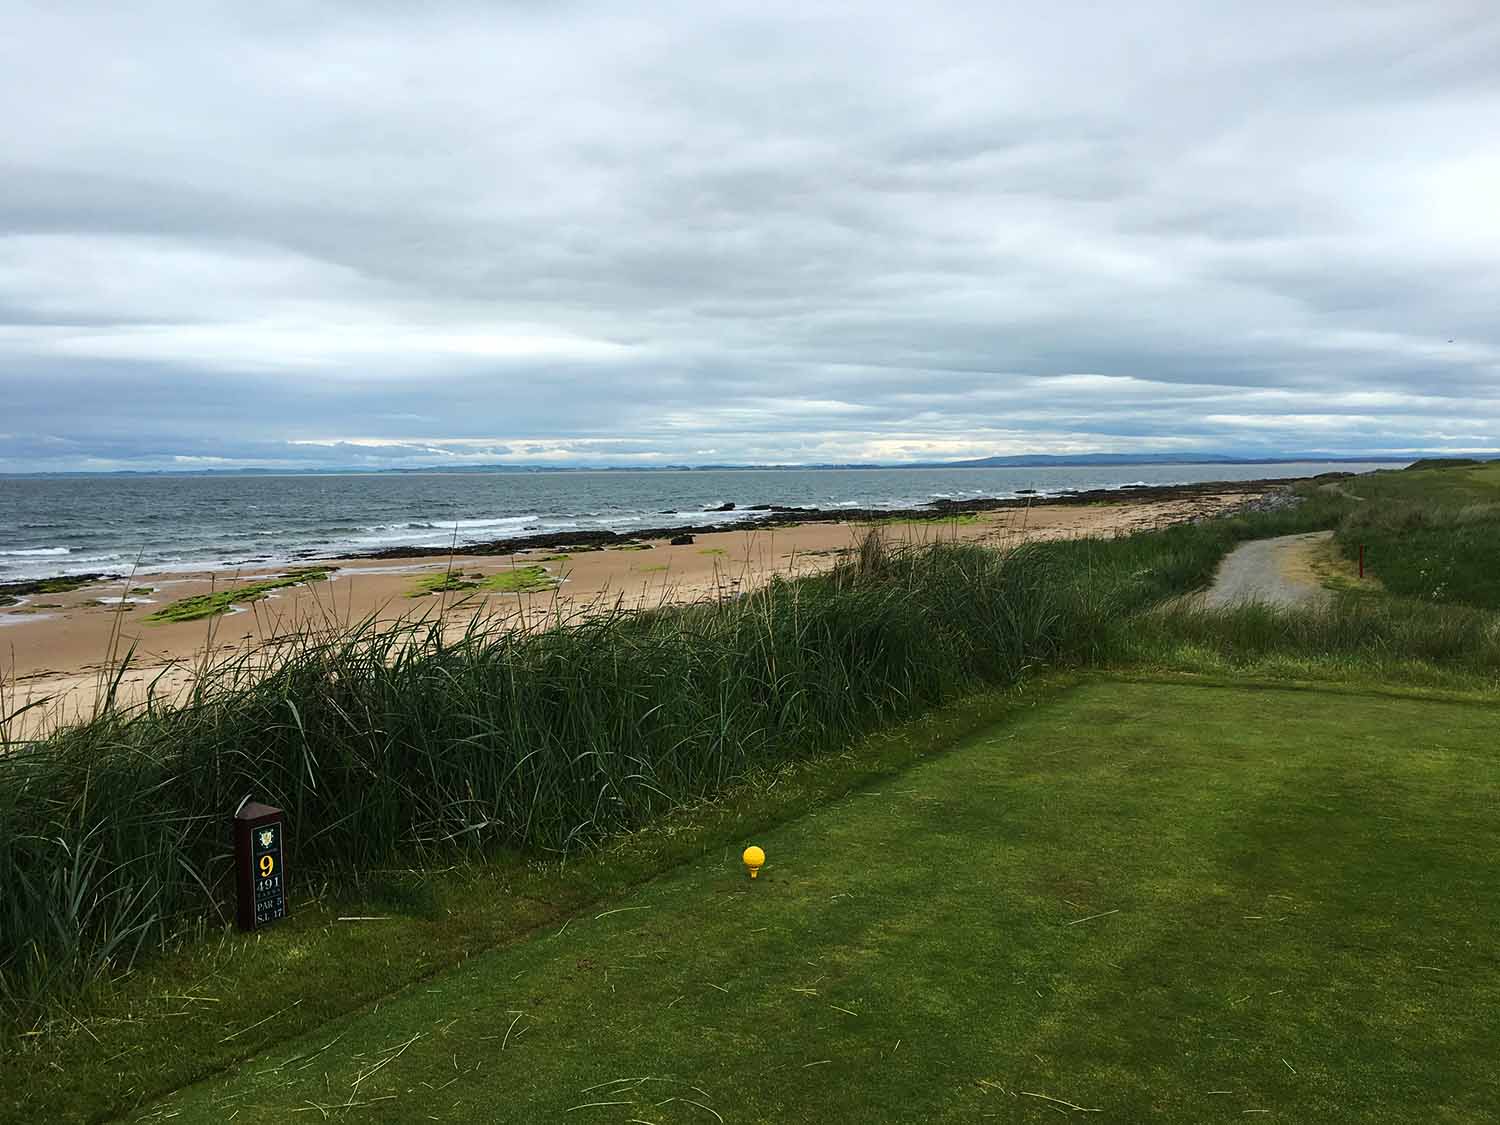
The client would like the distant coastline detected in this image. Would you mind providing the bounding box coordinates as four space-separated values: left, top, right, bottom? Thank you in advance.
349 474 1302 561
0 453 1441 479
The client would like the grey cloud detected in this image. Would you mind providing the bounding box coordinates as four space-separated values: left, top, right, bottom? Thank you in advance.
2 0 1498 471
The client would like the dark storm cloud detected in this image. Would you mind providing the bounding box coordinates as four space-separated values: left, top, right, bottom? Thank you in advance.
2 0 1498 470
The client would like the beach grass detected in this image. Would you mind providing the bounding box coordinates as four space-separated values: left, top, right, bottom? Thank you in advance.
1108 597 1500 690
1327 461 1500 608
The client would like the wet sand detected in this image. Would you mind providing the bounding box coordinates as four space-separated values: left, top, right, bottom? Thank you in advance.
1 490 1264 736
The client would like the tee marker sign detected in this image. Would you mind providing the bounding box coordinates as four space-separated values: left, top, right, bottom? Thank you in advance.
235 799 288 931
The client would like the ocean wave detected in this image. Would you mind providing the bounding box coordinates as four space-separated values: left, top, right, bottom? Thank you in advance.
584 513 655 527
0 546 71 556
327 517 539 544
435 516 537 531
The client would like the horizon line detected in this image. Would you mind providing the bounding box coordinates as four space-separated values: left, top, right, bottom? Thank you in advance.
0 451 1474 478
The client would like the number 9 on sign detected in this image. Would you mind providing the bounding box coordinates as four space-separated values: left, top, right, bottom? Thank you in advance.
260 854 275 877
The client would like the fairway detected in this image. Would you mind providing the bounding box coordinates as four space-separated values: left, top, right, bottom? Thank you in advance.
135 679 1500 1123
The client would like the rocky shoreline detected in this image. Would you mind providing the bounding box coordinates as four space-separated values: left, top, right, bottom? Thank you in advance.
0 572 125 604
351 475 1324 562
5 474 1341 584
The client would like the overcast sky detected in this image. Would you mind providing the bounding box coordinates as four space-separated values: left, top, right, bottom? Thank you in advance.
3 1 1498 471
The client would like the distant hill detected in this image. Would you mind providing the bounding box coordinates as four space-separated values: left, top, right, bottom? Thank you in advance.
940 453 1414 469
1404 458 1489 471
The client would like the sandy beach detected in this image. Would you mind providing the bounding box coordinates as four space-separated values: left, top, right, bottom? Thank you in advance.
1 489 1265 735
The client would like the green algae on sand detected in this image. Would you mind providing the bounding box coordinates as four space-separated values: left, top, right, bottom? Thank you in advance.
147 568 336 623
409 566 559 598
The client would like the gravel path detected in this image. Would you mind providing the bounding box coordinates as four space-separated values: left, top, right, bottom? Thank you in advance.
1201 531 1334 609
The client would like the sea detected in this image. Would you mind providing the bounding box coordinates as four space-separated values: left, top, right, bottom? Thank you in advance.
0 462 1397 583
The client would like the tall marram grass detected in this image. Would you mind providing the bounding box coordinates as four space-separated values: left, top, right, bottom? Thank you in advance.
1108 598 1500 684
0 538 1073 1021
1336 499 1500 608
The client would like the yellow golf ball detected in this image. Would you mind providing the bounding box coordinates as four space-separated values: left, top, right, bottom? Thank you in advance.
742 845 765 872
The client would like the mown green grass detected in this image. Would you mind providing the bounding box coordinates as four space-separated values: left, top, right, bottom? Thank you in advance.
146 568 334 622
126 679 1500 1124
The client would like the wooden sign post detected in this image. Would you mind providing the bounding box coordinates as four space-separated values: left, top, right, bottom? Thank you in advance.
235 799 288 931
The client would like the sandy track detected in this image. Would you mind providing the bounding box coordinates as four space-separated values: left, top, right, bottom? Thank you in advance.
1200 531 1334 610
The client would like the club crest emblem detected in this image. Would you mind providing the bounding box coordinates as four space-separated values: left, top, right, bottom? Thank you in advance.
258 828 275 849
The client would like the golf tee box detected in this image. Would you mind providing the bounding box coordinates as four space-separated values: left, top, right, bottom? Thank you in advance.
235 800 288 932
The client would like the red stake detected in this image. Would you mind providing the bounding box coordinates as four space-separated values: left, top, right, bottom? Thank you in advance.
1359 544 1365 579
